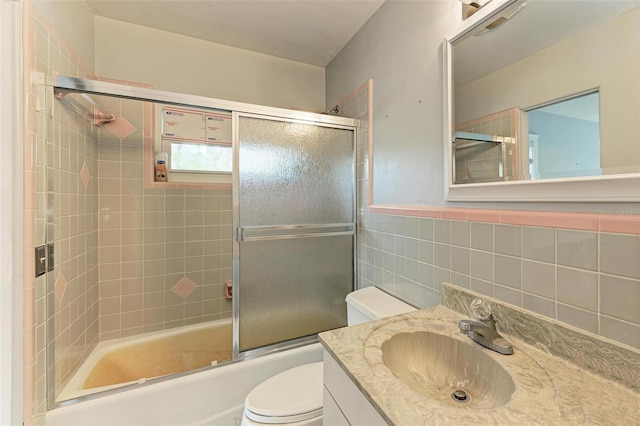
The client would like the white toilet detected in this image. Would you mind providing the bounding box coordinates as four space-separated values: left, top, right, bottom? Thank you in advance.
240 287 416 426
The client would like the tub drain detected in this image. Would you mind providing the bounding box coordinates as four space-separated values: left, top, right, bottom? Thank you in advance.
451 389 470 403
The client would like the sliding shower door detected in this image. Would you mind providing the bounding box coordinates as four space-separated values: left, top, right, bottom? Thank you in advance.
234 114 355 354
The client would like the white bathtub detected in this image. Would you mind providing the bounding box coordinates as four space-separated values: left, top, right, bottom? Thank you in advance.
46 327 323 425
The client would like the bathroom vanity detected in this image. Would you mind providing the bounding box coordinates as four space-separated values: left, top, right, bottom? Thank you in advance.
319 283 640 424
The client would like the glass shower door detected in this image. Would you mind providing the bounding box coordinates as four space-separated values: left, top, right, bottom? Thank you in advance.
234 114 355 354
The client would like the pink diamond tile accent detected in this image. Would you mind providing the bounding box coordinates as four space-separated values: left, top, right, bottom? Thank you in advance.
104 116 137 140
171 277 198 299
80 160 90 189
54 272 67 304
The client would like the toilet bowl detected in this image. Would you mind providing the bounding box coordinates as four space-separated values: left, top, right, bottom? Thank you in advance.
240 287 415 425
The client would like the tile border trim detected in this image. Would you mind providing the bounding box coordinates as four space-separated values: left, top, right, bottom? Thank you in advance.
367 204 640 235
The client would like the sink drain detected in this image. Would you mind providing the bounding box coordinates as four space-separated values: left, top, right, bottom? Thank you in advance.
451 389 470 403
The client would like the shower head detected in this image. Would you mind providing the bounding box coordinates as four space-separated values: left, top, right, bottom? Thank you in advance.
54 89 115 126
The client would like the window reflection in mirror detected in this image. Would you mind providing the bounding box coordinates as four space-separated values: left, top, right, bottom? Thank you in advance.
527 91 600 180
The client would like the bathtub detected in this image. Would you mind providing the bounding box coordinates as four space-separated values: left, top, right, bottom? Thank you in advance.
46 336 323 425
58 318 233 401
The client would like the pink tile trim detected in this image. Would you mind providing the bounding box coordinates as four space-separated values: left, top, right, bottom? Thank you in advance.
171 277 198 299
419 207 442 218
366 205 640 235
499 210 543 227
467 209 501 223
441 208 467 220
542 212 599 231
367 205 389 214
334 80 370 108
600 215 640 235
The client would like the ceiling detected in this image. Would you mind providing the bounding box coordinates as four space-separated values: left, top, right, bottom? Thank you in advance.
454 0 640 86
85 0 386 67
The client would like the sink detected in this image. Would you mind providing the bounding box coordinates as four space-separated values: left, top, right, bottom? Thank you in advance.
381 331 515 409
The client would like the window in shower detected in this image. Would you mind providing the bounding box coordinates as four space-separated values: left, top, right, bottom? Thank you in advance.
154 105 233 185
169 141 232 173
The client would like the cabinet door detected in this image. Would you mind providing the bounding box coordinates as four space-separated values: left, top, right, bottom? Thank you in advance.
323 387 350 426
323 351 388 426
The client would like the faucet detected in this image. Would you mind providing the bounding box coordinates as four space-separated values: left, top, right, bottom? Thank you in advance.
458 298 513 355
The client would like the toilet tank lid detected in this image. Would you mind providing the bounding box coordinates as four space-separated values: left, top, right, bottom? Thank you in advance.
346 287 416 320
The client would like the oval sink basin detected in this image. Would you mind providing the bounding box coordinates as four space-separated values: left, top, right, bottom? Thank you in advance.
381 331 515 409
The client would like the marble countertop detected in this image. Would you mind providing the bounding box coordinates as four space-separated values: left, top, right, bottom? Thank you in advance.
319 304 640 425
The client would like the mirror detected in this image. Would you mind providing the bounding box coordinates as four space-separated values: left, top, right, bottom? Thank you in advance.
444 0 640 201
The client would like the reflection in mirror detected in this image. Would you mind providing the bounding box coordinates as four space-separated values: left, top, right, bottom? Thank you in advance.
450 0 640 186
453 108 518 184
527 91 600 180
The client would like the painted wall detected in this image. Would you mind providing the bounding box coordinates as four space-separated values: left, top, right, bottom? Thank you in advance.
329 2 640 349
327 1 640 212
94 17 326 111
326 1 460 206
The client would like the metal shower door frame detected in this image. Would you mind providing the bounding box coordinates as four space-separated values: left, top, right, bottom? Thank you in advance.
44 74 358 407
231 112 358 360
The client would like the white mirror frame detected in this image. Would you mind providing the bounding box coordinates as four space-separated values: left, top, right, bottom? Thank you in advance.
443 0 640 202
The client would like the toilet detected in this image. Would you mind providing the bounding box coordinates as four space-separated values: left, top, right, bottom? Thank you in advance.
240 287 416 425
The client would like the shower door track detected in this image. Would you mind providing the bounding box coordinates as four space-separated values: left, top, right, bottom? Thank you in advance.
52 75 355 127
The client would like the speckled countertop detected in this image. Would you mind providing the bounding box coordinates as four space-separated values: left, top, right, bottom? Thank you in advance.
319 284 640 425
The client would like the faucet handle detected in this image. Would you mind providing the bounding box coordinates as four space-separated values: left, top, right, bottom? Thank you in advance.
470 298 492 321
458 319 473 332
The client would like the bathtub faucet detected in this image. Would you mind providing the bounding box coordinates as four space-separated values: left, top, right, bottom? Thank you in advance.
457 298 513 355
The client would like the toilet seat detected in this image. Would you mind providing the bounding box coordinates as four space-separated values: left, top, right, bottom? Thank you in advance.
243 362 323 424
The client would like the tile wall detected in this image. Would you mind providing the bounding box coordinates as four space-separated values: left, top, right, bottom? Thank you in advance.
95 100 233 339
23 0 98 417
46 92 101 394
24 3 234 418
358 212 640 349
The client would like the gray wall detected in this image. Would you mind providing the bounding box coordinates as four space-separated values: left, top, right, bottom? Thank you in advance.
326 1 639 214
326 1 460 206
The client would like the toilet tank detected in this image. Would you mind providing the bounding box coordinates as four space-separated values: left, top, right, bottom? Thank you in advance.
346 287 416 325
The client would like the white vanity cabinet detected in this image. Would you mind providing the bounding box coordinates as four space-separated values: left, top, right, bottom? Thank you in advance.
323 351 387 426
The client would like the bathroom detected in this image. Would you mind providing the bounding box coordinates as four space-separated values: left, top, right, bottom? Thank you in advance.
1 0 639 424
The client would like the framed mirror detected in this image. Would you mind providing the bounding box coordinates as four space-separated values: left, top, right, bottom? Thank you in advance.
443 0 640 202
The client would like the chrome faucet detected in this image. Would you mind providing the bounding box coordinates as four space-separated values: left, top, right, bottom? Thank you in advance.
458 298 513 355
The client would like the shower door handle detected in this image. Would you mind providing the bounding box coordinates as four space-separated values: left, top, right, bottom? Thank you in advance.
236 224 354 242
